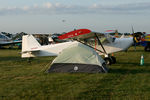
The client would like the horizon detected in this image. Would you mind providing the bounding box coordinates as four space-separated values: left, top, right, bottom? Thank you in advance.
0 0 150 33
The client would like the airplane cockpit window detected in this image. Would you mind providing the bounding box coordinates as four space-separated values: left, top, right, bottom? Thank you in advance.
100 37 108 43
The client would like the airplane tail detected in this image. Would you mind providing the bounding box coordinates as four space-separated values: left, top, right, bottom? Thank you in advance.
120 33 125 38
22 35 41 52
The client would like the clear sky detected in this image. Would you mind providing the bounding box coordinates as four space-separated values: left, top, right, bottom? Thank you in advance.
0 0 150 33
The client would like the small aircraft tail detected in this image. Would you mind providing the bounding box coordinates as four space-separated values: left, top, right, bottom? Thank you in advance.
22 35 41 52
120 33 125 38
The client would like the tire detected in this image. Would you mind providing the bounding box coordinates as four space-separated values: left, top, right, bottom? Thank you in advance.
110 56 116 64
104 57 112 65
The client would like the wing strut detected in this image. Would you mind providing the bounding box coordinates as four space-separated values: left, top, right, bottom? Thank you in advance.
94 33 107 54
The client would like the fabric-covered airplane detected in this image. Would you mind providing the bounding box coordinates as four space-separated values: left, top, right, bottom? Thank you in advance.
58 29 135 65
21 29 138 65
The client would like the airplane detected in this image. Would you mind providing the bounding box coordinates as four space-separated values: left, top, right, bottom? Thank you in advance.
57 29 135 65
21 29 139 65
104 30 119 38
0 33 22 48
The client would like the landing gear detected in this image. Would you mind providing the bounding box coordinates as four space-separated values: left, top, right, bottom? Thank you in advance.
104 56 116 65
27 57 33 64
104 57 112 65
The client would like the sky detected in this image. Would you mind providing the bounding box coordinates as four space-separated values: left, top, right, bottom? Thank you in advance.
0 0 150 33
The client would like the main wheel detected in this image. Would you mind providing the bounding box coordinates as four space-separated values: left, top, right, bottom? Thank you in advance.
110 56 116 64
104 57 112 65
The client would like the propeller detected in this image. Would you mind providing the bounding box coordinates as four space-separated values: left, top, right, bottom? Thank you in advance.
132 27 143 51
132 26 137 51
132 26 141 51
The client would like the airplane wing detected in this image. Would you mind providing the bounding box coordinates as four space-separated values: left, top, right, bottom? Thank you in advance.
58 29 114 43
0 41 22 46
58 29 105 40
58 29 113 54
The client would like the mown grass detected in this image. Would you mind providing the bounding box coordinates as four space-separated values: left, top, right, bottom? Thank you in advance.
0 46 150 100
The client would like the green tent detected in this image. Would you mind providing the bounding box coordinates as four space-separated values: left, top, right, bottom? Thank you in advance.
48 42 108 73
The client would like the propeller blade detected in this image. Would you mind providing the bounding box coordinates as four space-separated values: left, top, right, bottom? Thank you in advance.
132 26 137 51
132 26 135 34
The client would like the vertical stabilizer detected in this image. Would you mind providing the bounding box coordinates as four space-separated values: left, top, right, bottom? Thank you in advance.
22 35 41 52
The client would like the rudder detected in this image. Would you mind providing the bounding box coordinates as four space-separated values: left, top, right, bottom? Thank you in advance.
22 35 41 52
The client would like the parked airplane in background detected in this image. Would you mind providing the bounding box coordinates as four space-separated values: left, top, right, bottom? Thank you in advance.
0 33 21 48
104 30 119 38
21 29 137 65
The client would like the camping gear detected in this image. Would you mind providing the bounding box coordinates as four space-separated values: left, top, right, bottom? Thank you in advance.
48 42 108 73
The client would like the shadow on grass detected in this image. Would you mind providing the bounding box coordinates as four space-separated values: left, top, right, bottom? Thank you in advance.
0 56 30 61
116 62 140 66
0 56 24 61
0 47 20 50
116 62 150 66
0 56 54 64
109 68 150 74
128 49 144 52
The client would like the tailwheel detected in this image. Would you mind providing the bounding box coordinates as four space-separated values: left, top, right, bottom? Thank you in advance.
104 57 112 65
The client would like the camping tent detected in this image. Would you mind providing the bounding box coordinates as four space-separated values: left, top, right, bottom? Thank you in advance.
48 42 108 73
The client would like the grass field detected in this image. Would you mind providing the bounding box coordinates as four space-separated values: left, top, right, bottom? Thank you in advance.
0 46 150 100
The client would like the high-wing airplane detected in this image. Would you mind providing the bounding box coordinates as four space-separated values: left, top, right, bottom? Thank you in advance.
58 29 134 65
21 29 137 65
104 30 119 37
0 33 22 48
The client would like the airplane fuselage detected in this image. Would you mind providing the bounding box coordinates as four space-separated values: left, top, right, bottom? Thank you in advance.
21 35 134 58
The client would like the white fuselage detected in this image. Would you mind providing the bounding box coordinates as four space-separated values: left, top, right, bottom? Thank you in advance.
22 41 78 58
21 35 134 58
